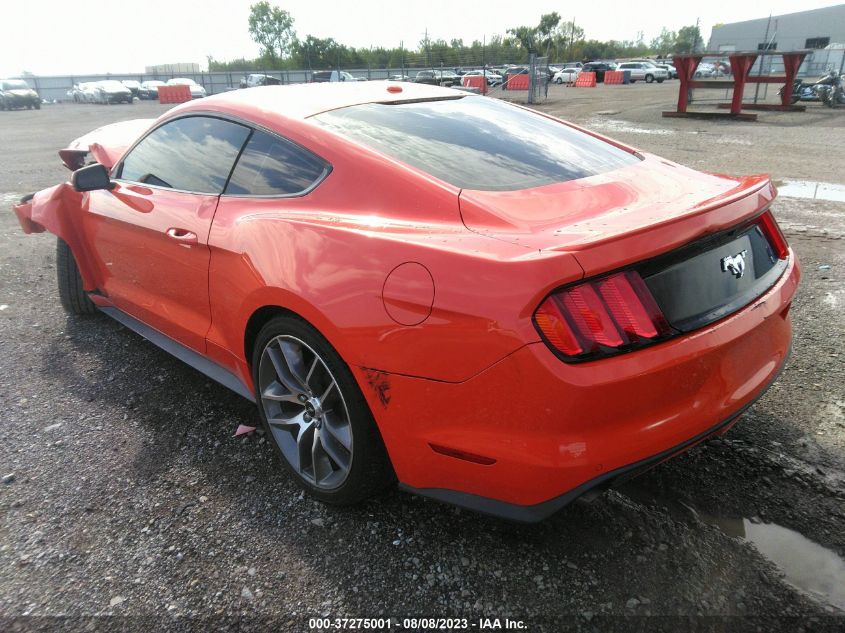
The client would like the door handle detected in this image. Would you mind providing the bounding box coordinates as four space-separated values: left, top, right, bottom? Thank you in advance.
166 227 198 245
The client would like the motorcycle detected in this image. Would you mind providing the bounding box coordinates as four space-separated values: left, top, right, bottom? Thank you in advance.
779 71 845 105
812 71 844 108
779 79 818 104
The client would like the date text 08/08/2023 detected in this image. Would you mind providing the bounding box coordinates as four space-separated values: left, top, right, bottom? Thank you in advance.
308 617 527 630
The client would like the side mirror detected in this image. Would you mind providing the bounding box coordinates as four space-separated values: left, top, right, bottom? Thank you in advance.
72 163 114 192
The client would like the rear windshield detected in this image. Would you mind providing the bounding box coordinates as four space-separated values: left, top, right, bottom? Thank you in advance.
312 96 638 191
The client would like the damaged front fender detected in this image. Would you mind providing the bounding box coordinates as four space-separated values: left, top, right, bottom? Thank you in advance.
12 183 100 291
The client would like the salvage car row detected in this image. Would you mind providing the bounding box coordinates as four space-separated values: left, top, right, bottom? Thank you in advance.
66 78 207 104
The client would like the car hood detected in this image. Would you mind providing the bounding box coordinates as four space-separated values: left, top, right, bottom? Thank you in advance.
5 89 35 97
58 118 155 170
102 86 131 94
458 153 776 274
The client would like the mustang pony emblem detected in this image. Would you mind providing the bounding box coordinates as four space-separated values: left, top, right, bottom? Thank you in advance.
721 250 748 279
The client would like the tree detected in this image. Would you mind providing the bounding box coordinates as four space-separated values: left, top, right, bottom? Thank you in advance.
248 2 296 62
675 25 702 54
508 25 538 53
650 28 677 56
537 12 561 56
555 20 585 62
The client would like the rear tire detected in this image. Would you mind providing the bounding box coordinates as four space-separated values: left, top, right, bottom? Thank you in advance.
56 238 96 315
252 315 395 505
646 74 654 83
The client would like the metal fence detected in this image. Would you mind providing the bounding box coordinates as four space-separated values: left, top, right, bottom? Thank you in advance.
15 67 495 103
25 51 840 105
16 61 564 103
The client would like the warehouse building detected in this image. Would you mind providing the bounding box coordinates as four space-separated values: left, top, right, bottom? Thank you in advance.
707 5 845 52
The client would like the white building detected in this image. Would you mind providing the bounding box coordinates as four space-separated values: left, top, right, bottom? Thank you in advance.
707 5 845 52
707 5 845 76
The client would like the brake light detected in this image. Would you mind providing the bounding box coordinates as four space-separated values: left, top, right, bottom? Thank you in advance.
757 211 789 260
534 271 671 361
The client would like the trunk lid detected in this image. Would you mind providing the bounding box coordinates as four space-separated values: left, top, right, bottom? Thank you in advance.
459 154 776 275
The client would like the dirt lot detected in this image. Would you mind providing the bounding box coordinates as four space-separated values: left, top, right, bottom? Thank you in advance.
1 84 844 633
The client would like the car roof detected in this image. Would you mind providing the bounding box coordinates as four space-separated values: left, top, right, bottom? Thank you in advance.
173 81 463 120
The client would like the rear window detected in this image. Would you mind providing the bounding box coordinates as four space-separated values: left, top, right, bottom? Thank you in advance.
312 96 638 191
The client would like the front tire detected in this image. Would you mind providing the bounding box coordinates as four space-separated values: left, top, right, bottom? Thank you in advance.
56 238 96 315
252 315 394 505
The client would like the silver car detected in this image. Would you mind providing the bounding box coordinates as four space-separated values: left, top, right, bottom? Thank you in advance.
617 62 667 83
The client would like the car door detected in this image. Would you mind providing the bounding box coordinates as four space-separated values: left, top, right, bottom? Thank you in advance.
81 115 251 352
205 128 331 368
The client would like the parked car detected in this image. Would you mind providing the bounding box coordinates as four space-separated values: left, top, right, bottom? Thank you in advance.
166 78 207 98
553 68 580 84
94 80 134 104
413 70 458 87
13 82 798 522
139 80 165 100
661 63 678 79
242 74 282 88
122 80 141 98
581 61 617 83
67 84 87 103
81 82 101 103
0 78 40 110
312 70 364 83
629 59 676 79
694 62 717 78
617 62 668 83
462 70 502 86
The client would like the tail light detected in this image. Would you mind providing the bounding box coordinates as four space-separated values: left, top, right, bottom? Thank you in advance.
756 210 789 260
534 270 672 361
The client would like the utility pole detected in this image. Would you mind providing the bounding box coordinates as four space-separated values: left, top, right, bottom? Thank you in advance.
693 18 701 53
754 15 774 104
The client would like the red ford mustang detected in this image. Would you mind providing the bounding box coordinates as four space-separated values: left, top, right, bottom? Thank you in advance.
13 82 799 522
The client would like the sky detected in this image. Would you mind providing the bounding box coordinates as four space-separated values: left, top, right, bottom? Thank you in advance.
1 0 841 76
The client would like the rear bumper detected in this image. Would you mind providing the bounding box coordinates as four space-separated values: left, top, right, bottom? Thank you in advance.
400 389 766 523
355 252 799 521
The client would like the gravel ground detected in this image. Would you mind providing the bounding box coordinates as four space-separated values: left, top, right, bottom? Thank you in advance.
1 86 844 633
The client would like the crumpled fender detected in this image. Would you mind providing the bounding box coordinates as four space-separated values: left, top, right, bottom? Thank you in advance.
13 184 100 291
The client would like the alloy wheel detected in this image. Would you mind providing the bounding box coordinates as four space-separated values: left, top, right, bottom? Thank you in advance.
258 335 353 490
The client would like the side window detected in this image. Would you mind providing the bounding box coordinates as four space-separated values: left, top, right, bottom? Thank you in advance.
119 116 250 194
224 129 328 196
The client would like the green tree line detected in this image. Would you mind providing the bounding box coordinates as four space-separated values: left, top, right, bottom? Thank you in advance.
208 3 702 72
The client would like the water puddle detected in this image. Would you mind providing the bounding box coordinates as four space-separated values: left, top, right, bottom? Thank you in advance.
775 180 845 202
700 514 845 611
618 482 845 611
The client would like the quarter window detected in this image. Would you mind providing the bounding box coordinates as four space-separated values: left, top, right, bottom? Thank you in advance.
225 130 328 196
119 116 250 194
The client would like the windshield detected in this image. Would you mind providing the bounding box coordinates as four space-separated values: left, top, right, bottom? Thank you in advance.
2 80 29 90
169 78 196 85
312 96 639 191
